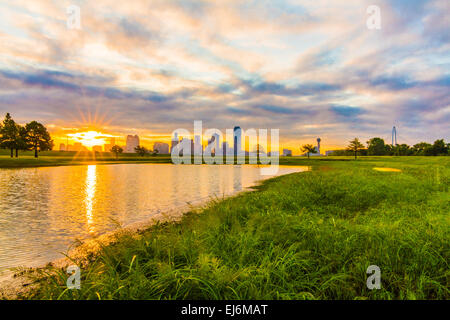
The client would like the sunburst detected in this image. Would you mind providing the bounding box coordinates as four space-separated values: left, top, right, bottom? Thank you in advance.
68 131 114 149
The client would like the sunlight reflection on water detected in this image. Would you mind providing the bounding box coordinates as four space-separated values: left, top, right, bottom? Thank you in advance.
85 165 97 234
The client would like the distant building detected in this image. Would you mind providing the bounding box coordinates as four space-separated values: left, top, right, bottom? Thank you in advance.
59 143 66 151
104 137 116 152
317 138 321 155
282 149 292 156
302 138 323 157
194 135 202 155
326 150 339 156
234 126 242 157
191 139 195 155
73 142 85 152
104 144 113 152
212 133 221 155
153 142 169 154
73 143 81 151
92 145 103 153
125 135 140 153
222 141 232 156
179 137 191 156
171 132 179 153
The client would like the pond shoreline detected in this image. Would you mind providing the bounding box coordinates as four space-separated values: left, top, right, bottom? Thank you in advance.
0 168 309 299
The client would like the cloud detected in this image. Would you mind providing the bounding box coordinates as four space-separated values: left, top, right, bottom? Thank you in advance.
0 0 448 149
330 105 364 118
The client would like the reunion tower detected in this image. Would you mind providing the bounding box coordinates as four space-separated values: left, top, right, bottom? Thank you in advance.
392 126 397 146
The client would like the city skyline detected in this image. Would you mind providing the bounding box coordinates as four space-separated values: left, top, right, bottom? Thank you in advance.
0 1 448 153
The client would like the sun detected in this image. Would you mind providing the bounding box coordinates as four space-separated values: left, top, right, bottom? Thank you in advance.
68 131 112 149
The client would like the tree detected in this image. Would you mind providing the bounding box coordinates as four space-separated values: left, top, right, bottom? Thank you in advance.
432 139 448 156
15 125 30 158
111 145 123 159
301 144 316 159
135 145 149 157
412 142 432 155
151 149 159 156
347 138 365 159
25 121 53 158
367 137 387 155
0 113 20 158
393 144 412 156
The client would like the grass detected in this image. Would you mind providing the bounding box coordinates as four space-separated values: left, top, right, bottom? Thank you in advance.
8 156 450 300
0 150 173 168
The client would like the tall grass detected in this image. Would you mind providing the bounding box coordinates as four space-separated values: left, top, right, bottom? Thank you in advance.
23 157 449 300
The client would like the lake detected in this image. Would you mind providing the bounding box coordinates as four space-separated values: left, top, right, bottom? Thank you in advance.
0 164 307 278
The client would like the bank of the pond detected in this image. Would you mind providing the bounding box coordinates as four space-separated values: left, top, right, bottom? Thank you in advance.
6 157 450 300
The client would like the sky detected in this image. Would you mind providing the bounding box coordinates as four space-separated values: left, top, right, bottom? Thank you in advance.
0 0 448 153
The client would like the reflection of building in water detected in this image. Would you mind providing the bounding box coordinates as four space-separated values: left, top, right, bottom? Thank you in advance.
153 142 169 154
125 135 140 153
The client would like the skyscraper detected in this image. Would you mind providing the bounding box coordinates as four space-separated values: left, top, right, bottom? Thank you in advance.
222 141 230 155
212 133 221 155
233 126 242 157
171 132 179 153
194 135 202 155
125 135 140 153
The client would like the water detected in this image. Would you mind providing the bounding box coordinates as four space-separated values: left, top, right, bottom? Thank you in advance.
0 164 307 276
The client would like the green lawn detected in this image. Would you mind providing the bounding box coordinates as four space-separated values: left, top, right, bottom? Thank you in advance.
0 150 173 168
11 156 450 300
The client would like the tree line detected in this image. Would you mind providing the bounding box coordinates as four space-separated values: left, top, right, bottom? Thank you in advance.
300 137 449 159
0 113 53 158
108 145 159 159
333 137 449 158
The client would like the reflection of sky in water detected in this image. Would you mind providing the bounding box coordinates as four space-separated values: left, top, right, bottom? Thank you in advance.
0 164 307 277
